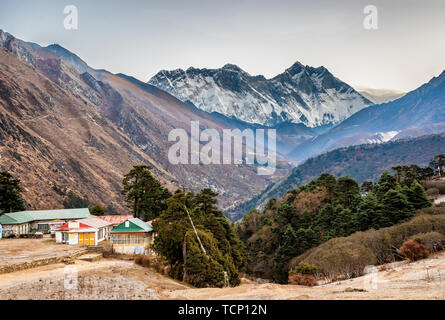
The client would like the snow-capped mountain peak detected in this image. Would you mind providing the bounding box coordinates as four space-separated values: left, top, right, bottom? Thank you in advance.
148 62 372 127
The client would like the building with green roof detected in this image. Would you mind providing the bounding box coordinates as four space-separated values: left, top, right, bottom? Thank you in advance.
0 208 91 237
110 218 154 255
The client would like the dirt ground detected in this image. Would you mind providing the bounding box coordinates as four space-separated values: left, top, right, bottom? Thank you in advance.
0 252 444 300
0 238 85 267
1 238 445 300
0 259 189 300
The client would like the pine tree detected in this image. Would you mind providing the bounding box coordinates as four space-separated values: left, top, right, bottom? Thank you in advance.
122 165 171 220
374 171 397 201
89 204 105 216
0 171 25 214
381 189 415 225
406 180 432 209
335 177 361 210
273 225 299 283
355 192 382 230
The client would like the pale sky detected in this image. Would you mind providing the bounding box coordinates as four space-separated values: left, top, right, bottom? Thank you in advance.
1 0 445 92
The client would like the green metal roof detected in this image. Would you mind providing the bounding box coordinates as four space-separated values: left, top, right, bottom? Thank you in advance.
110 218 153 233
0 208 91 225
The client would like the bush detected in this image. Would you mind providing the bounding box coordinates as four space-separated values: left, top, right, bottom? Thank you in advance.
422 181 445 194
134 255 143 265
141 255 151 267
290 263 317 276
410 232 445 252
397 240 430 261
288 273 317 286
419 206 445 215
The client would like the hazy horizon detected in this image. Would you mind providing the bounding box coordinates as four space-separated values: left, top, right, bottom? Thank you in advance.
1 0 445 92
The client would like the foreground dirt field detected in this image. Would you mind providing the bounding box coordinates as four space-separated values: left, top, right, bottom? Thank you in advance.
0 238 85 265
166 252 445 300
0 259 189 300
0 238 87 275
1 238 444 300
0 252 444 300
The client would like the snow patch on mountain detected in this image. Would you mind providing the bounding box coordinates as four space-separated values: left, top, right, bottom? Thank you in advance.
366 131 400 144
148 63 372 127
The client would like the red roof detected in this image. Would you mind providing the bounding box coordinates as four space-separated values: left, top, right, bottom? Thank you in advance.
56 221 94 231
97 215 133 225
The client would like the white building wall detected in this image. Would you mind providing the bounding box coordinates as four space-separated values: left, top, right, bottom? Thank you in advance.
55 231 63 243
2 223 30 236
112 245 146 255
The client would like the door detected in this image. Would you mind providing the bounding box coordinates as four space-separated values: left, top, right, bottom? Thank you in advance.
90 233 95 246
78 233 83 245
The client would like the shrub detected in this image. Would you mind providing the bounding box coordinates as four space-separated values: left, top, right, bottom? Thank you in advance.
134 255 143 265
410 232 445 252
141 255 151 267
288 273 317 286
419 206 445 215
290 263 317 276
422 181 445 194
397 240 430 261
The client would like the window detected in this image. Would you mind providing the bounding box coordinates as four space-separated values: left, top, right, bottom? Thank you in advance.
38 224 50 231
112 233 145 245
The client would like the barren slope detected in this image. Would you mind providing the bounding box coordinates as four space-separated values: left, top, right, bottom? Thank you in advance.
0 30 290 211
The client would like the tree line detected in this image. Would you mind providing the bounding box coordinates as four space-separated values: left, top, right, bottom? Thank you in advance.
236 166 433 283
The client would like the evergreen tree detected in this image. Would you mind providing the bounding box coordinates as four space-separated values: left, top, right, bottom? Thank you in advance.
374 171 397 201
356 192 382 230
360 181 374 194
122 165 171 220
406 180 432 209
381 189 415 225
332 205 356 237
335 177 361 210
316 173 337 201
89 204 105 216
273 225 299 283
153 190 245 287
0 171 25 214
194 188 221 217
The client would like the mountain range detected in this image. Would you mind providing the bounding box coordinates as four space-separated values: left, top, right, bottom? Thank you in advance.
356 87 406 104
0 30 290 212
148 63 372 128
1 29 444 218
227 132 445 220
289 70 445 161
